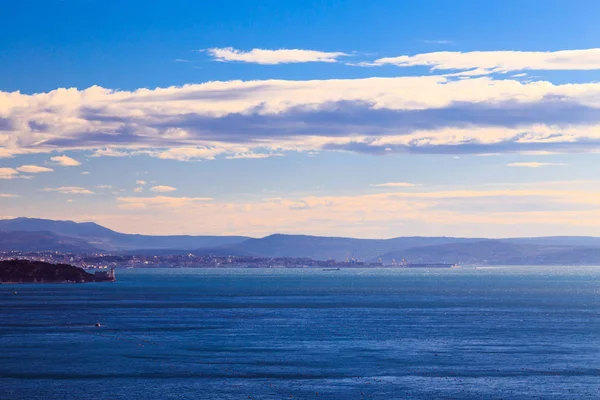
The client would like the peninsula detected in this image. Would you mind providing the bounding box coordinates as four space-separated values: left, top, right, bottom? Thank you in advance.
0 259 115 284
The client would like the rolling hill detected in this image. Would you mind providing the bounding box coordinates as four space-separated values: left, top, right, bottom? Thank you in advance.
0 218 250 251
3 217 600 265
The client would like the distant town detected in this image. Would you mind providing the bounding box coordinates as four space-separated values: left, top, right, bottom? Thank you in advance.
0 251 391 269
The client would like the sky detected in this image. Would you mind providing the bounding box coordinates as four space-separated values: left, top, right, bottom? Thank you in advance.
2 0 600 238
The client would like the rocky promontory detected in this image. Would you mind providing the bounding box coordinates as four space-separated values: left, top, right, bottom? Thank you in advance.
0 259 110 283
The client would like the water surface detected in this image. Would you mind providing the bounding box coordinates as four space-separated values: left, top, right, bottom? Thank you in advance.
2 267 600 399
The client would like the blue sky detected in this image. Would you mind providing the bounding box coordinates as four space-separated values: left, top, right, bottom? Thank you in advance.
2 0 600 237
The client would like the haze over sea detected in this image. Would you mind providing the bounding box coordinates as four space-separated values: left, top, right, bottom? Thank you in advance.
1 267 599 399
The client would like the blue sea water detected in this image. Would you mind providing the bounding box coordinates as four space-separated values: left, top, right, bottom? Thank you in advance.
1 267 600 399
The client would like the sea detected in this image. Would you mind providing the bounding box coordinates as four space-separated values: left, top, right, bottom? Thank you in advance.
1 266 600 399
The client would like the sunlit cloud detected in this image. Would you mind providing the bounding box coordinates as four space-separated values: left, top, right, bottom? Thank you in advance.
15 165 54 173
150 185 177 192
50 155 81 166
42 186 94 195
117 196 213 209
0 168 20 179
364 48 600 75
507 162 568 168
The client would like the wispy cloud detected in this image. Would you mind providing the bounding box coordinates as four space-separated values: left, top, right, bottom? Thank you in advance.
370 182 421 187
117 196 212 209
424 40 453 44
364 48 600 74
96 184 113 189
16 165 54 173
150 185 177 192
50 155 81 166
0 168 20 180
0 194 18 198
42 186 94 195
136 180 147 185
90 148 129 157
206 47 348 64
507 162 568 168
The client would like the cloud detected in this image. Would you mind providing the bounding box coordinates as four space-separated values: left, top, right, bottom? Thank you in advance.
225 152 283 159
117 196 212 209
133 187 143 193
507 162 568 168
150 185 177 192
16 165 54 173
136 180 147 185
50 155 81 166
90 148 129 157
366 48 600 75
206 47 348 64
45 186 600 237
0 194 18 198
81 171 90 175
0 168 19 179
424 40 453 44
370 182 421 187
42 186 94 195
96 184 113 189
4 73 600 159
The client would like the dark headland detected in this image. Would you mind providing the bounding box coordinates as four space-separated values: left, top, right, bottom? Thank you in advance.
0 259 115 284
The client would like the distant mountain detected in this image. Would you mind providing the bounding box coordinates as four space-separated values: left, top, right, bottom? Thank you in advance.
0 218 250 251
4 217 600 265
502 236 600 247
0 231 100 253
221 234 482 260
379 240 600 265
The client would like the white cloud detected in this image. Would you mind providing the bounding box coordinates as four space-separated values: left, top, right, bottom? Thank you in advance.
81 171 90 175
150 185 177 192
366 48 600 74
3 72 600 159
96 184 113 189
42 186 94 195
133 187 143 193
0 168 19 179
0 193 18 198
206 47 348 64
370 182 421 188
50 155 81 166
507 162 568 168
16 165 54 173
136 180 147 185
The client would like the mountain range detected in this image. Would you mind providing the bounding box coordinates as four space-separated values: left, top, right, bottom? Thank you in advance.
3 217 600 265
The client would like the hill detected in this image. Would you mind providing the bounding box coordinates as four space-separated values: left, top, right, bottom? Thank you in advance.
0 259 95 283
378 240 600 265
221 234 483 260
0 218 249 251
0 231 100 253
